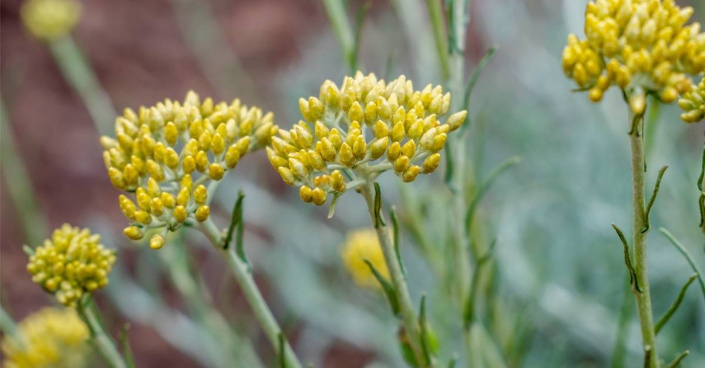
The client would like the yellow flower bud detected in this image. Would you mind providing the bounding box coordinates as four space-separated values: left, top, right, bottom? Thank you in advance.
195 150 209 172
124 226 143 240
209 163 225 180
174 205 187 223
331 170 346 192
447 110 467 131
108 167 125 189
278 167 296 185
151 198 164 216
394 155 410 173
300 186 313 203
401 140 417 158
311 187 327 206
387 141 401 161
161 192 176 209
339 142 355 167
135 210 152 225
370 137 389 160
193 184 208 205
177 187 190 206
423 153 441 173
165 122 179 146
195 205 210 222
353 135 367 160
402 165 420 182
150 234 166 250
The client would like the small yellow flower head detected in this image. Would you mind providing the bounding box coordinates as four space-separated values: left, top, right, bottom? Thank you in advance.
26 224 117 307
562 0 705 113
101 91 277 249
268 72 466 206
21 0 81 42
341 229 390 289
1 307 89 368
679 77 705 123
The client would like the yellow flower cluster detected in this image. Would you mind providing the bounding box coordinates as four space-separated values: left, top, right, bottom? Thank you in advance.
679 77 705 123
21 0 81 41
100 91 277 249
341 229 390 289
267 72 467 205
2 307 89 368
27 225 116 307
562 0 705 113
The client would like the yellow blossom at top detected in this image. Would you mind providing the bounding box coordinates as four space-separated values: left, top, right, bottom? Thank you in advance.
562 0 705 114
341 229 390 289
101 91 277 249
679 77 705 123
2 307 89 368
26 224 117 307
21 0 81 41
268 72 467 206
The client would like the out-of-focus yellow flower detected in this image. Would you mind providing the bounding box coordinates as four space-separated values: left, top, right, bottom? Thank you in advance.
562 0 705 114
268 72 467 206
2 307 89 368
27 224 116 307
341 229 390 289
21 0 81 42
101 91 277 249
679 77 705 123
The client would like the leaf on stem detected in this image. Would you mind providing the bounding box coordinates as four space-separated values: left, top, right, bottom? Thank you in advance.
465 156 521 237
390 206 406 276
351 1 370 73
461 47 497 120
223 191 249 268
119 324 137 368
328 192 342 218
418 294 434 366
654 274 696 334
278 332 286 368
443 138 456 191
641 165 668 233
612 224 642 293
463 240 496 328
373 182 386 228
22 245 34 256
698 143 705 234
364 259 400 316
665 350 689 368
658 228 705 303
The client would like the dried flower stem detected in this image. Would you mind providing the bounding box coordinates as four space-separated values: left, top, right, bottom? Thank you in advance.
197 219 303 368
628 109 658 368
359 180 431 368
76 298 128 368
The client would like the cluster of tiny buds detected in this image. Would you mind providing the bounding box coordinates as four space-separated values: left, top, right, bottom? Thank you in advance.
26 225 116 307
267 72 467 206
562 0 705 114
100 91 277 249
679 77 705 123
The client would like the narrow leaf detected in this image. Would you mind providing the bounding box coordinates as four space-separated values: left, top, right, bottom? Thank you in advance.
418 295 433 366
463 240 496 328
390 206 405 275
665 350 689 368
373 182 386 228
655 274 697 334
659 228 705 303
443 138 456 190
642 165 668 233
612 224 642 293
465 156 521 236
364 259 400 316
327 192 341 218
119 324 137 368
351 1 371 73
461 47 497 114
278 333 286 368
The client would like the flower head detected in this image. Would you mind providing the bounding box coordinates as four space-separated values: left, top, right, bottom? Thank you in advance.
27 224 117 307
679 77 705 123
2 307 89 368
21 0 81 42
268 72 466 206
101 91 277 248
562 0 705 114
341 229 390 289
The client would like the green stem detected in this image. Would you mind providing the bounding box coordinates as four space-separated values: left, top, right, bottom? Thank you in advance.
197 220 303 368
359 181 430 368
425 0 450 81
628 109 658 368
49 36 116 136
77 299 128 368
0 101 47 246
322 0 356 73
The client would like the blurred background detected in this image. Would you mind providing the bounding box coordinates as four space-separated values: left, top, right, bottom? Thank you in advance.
1 0 704 367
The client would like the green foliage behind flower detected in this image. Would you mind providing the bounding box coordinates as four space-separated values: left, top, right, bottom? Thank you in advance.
562 0 705 115
26 225 116 307
2 307 89 368
267 72 467 206
100 91 277 249
21 0 81 42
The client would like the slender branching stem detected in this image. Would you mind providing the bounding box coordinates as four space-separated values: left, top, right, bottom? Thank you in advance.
628 108 658 368
359 180 431 368
197 219 303 368
76 298 128 368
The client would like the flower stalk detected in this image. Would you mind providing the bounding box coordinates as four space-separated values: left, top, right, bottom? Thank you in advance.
628 108 658 368
359 180 431 368
76 298 128 368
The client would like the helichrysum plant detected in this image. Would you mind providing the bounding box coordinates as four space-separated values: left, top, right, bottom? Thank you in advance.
341 228 390 289
562 1 704 367
26 224 116 307
270 72 467 368
21 0 81 42
100 91 276 249
1 307 89 368
268 72 466 206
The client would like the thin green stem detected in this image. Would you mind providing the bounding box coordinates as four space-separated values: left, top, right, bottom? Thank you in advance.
197 219 302 368
628 108 658 368
658 228 705 303
359 181 431 368
49 36 116 136
322 0 356 73
425 0 450 81
77 299 128 368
